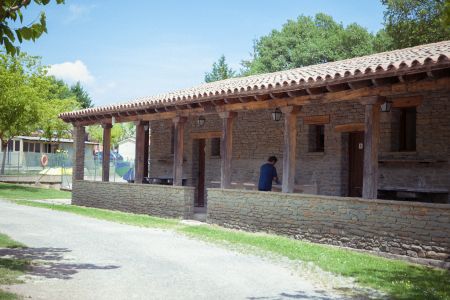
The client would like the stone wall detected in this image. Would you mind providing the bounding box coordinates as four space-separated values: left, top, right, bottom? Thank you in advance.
72 180 194 219
207 188 450 261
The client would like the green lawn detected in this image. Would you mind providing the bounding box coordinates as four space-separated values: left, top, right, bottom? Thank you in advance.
2 184 450 300
0 183 71 200
0 233 28 300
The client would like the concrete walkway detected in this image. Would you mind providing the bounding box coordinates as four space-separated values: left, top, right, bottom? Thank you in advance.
0 200 347 300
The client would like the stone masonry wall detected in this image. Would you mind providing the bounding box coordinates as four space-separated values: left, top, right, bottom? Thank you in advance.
207 188 450 261
72 180 194 219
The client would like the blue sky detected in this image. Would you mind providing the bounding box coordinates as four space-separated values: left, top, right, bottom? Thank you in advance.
19 1 385 106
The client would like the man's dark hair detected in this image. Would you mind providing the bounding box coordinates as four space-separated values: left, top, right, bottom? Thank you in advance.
268 156 278 163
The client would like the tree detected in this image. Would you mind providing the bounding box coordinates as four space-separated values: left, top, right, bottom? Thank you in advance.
70 81 93 108
242 14 385 75
88 124 127 150
205 55 236 83
0 0 65 56
0 52 79 174
36 77 79 142
0 53 43 174
443 0 450 26
382 0 450 49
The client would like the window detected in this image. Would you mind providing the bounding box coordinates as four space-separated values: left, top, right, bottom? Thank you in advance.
211 138 221 157
14 141 20 151
35 143 41 153
308 125 325 152
23 142 29 152
44 144 52 153
391 107 416 152
29 143 34 153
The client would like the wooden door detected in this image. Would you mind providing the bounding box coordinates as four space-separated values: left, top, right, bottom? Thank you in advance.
196 139 206 207
348 132 364 197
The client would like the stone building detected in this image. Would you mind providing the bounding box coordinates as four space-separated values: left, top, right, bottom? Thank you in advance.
61 41 450 261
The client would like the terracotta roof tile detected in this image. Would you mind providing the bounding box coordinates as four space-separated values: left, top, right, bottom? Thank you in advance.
61 40 450 119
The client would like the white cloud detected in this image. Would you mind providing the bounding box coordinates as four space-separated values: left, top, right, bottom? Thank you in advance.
66 4 95 23
47 60 95 85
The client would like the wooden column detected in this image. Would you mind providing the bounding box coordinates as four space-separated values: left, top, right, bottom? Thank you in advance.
361 96 383 199
143 123 150 179
281 106 300 193
101 123 112 182
134 121 146 184
73 125 85 181
219 112 237 189
173 117 187 186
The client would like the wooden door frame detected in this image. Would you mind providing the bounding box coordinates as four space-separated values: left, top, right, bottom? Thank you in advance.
197 139 206 207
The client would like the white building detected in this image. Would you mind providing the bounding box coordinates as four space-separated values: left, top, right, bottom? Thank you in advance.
117 138 136 161
0 136 98 169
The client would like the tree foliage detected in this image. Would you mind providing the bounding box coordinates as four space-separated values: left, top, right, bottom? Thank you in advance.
0 0 65 55
205 55 236 83
0 52 79 174
242 14 389 75
443 0 450 26
382 0 450 49
70 81 92 109
0 53 42 146
87 123 133 150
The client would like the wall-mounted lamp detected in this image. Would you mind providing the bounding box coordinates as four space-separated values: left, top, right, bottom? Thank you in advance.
272 108 282 121
144 124 149 131
380 100 393 112
197 116 206 127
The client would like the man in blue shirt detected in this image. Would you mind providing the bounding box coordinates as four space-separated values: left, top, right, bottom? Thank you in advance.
258 156 279 191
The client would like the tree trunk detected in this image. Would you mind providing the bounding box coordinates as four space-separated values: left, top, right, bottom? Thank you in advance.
0 140 8 175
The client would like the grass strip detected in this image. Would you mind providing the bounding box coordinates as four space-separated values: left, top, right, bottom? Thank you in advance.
0 233 29 300
13 200 179 229
180 225 450 300
0 289 20 300
0 234 25 249
9 197 450 300
0 183 70 200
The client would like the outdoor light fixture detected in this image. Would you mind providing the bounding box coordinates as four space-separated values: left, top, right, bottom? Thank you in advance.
197 116 206 127
112 116 116 125
380 100 393 112
272 108 282 121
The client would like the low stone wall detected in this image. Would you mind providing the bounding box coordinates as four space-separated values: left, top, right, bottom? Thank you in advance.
73 180 194 219
207 189 450 261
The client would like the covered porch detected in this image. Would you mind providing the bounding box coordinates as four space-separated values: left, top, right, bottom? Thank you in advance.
61 42 450 260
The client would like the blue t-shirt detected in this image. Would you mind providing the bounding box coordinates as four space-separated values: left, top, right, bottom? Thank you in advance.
258 163 278 191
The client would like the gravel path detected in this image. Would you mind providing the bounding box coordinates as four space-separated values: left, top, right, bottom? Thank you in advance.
0 200 347 300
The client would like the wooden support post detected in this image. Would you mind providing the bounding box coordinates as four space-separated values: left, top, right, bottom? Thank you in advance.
73 125 85 181
102 123 112 182
281 106 300 193
143 123 150 179
219 111 237 189
361 96 383 199
173 117 187 186
134 121 146 184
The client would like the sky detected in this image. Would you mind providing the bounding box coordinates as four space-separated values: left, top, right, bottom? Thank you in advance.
18 1 386 107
